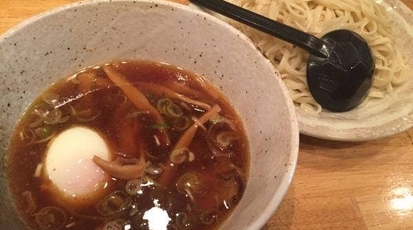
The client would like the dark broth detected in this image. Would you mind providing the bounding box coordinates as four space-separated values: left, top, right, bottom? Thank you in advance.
7 60 249 230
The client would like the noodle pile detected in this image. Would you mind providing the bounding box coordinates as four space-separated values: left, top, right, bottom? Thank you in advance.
224 0 407 113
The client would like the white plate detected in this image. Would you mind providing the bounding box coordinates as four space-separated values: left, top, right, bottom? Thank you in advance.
296 0 413 141
0 0 298 229
203 0 413 141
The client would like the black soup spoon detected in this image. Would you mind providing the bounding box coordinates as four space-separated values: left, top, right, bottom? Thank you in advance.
189 0 375 112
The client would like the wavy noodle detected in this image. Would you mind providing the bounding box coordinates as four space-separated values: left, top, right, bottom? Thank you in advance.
224 0 407 114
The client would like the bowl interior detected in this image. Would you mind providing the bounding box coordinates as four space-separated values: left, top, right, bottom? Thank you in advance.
0 0 299 229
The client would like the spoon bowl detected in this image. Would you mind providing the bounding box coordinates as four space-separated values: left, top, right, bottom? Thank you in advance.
190 0 375 112
307 29 374 112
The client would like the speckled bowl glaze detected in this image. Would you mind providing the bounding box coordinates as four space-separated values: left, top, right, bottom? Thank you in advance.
0 0 299 229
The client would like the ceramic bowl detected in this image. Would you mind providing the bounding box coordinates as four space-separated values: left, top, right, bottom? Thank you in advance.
0 0 299 229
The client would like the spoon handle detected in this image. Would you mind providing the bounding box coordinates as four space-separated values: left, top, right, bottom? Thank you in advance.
190 0 329 58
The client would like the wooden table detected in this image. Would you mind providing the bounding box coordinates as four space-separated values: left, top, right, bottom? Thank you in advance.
1 0 413 229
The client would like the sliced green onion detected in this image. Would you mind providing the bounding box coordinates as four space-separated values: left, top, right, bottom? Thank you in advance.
43 109 63 125
176 172 202 195
58 116 69 123
35 206 67 230
19 128 35 142
150 123 170 130
95 190 131 217
125 179 142 196
34 126 51 138
22 191 36 214
32 106 49 118
75 110 101 122
157 98 171 114
216 131 239 149
28 117 44 128
42 93 60 107
146 162 164 175
157 98 183 118
170 147 195 164
172 116 191 131
31 132 56 145
69 105 101 122
200 210 218 225
102 219 127 230
165 104 183 118
69 105 88 117
126 110 145 118
175 212 191 229
206 121 240 157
